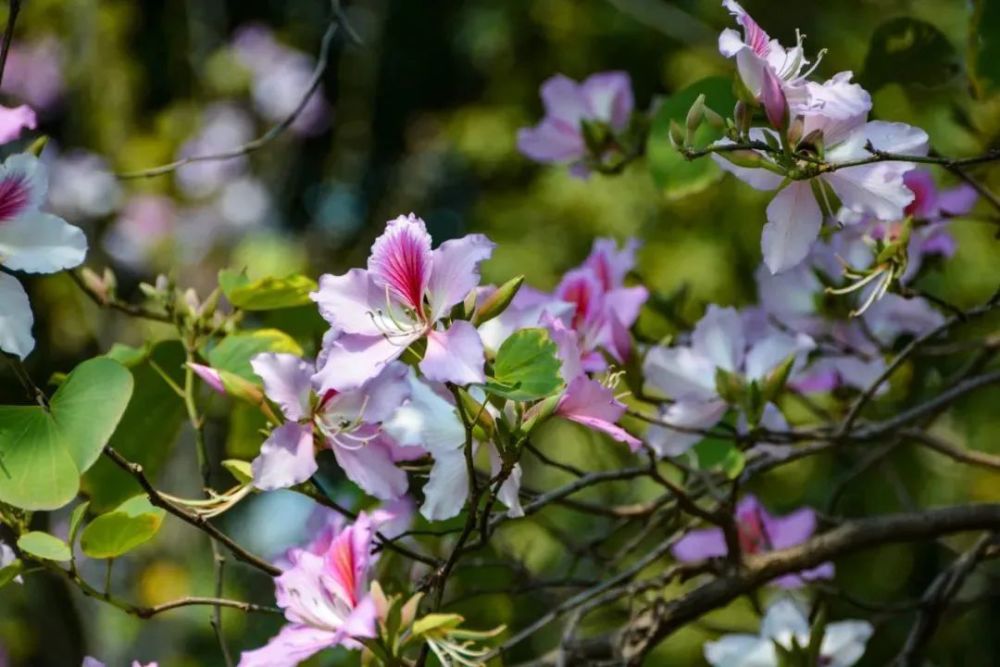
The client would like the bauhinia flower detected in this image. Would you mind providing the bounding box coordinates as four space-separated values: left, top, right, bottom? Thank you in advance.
250 353 415 500
704 598 873 667
0 153 88 359
311 214 494 391
382 368 523 521
238 513 379 667
554 237 648 370
673 494 833 587
0 104 36 143
517 71 634 177
643 305 813 455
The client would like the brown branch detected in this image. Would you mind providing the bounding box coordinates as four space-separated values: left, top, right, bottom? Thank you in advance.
619 503 1000 663
102 446 280 576
904 429 1000 472
69 270 172 323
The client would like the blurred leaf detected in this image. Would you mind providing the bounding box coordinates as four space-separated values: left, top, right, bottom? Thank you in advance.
0 560 22 588
17 531 71 562
221 459 254 484
68 501 91 547
225 403 268 459
692 437 745 479
486 328 563 401
648 77 736 200
206 329 303 380
83 342 187 512
80 495 166 559
971 0 1000 94
0 359 133 511
104 343 150 367
219 269 318 311
861 18 960 90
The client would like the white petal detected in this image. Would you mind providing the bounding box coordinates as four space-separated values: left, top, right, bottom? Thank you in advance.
0 212 87 273
0 273 33 358
692 305 745 372
643 345 718 401
645 400 728 457
820 620 874 667
704 634 775 667
420 449 469 521
761 598 811 643
762 180 823 274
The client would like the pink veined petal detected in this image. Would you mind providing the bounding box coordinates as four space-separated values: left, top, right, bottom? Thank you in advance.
237 624 338 667
558 377 641 450
555 267 606 335
545 313 585 383
723 0 770 57
310 268 386 336
672 525 727 561
322 515 371 608
318 361 411 425
606 285 648 330
584 237 640 291
0 104 36 144
311 332 415 393
331 436 409 501
427 233 495 320
334 595 379 647
0 272 34 359
368 214 433 312
761 66 787 129
645 399 728 457
0 153 47 218
420 321 486 385
251 423 317 491
692 305 746 373
762 180 823 274
902 169 939 219
251 352 314 421
581 71 634 129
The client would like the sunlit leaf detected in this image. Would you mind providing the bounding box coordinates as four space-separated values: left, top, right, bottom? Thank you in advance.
17 531 72 562
80 495 166 559
486 328 563 401
205 329 303 380
219 269 318 311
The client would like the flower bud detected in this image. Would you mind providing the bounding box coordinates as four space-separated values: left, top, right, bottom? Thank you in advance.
761 68 788 131
734 101 751 136
718 149 767 169
27 135 48 157
762 355 796 403
80 267 108 302
188 363 226 395
703 106 725 131
786 115 805 147
685 94 705 134
472 275 524 326
668 119 686 148
714 367 746 405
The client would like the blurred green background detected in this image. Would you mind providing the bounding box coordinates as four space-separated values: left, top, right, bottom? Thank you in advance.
0 0 998 664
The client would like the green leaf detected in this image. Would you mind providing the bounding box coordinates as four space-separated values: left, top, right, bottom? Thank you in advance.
0 359 134 511
221 459 253 485
80 495 166 559
486 328 563 401
692 437 745 480
971 0 1000 94
0 559 23 588
648 77 737 200
83 342 186 512
69 500 91 547
219 269 318 311
104 343 150 368
17 531 72 562
861 18 960 90
205 329 304 380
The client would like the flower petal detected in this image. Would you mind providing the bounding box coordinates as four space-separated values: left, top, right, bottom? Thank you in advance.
516 120 586 163
672 526 727 562
693 305 746 373
558 377 640 450
0 272 34 359
581 71 633 129
704 634 773 667
312 332 412 393
427 233 495 319
820 621 874 667
0 212 87 273
331 437 408 500
762 180 823 274
0 105 36 144
383 370 466 455
420 448 469 521
0 153 47 216
643 346 718 401
251 423 317 491
645 399 728 457
368 214 433 311
237 624 337 667
420 321 486 385
251 353 314 421
310 268 387 336
488 445 524 518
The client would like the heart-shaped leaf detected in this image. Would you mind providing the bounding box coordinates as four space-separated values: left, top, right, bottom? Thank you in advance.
219 269 318 311
80 495 166 559
205 329 303 380
17 531 72 562
486 328 563 401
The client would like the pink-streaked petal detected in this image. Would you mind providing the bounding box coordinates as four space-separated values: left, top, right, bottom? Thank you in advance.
310 268 388 337
645 399 728 457
546 313 584 383
251 423 317 491
762 180 823 274
761 66 787 129
0 153 47 218
337 595 378 644
0 104 36 144
368 214 433 312
331 437 408 500
0 212 87 274
322 513 374 609
723 0 770 57
902 170 938 219
937 183 978 217
251 353 314 421
672 526 727 562
0 273 34 359
606 285 648 330
558 378 641 450
421 449 469 521
798 73 872 147
188 363 226 395
237 624 337 667
692 305 745 373
584 237 640 291
581 71 634 129
420 321 486 385
427 233 495 320
555 267 606 334
312 332 413 393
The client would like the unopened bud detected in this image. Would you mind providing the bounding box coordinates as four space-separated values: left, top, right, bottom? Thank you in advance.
27 136 48 157
714 367 746 405
456 387 495 439
101 267 118 295
762 355 796 403
761 68 788 131
80 267 108 302
703 106 725 131
718 149 766 169
522 394 562 433
668 119 686 148
685 94 705 134
198 287 221 319
472 275 524 326
734 101 751 136
787 116 805 147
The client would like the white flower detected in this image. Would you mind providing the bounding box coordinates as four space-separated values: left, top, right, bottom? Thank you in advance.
704 598 873 667
0 153 87 359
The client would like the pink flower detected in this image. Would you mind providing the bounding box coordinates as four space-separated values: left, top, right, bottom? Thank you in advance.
238 514 379 667
311 214 494 391
0 104 35 144
673 494 834 588
188 362 226 394
517 71 634 177
249 353 414 501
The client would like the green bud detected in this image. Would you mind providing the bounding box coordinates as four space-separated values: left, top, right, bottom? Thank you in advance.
762 354 796 403
786 115 805 147
668 119 686 148
218 368 266 406
521 394 562 434
734 101 751 136
744 380 765 428
703 106 725 131
456 387 495 439
714 367 746 405
580 119 610 154
685 94 705 134
472 275 524 326
198 287 222 319
80 267 108 302
718 149 766 169
27 135 48 157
